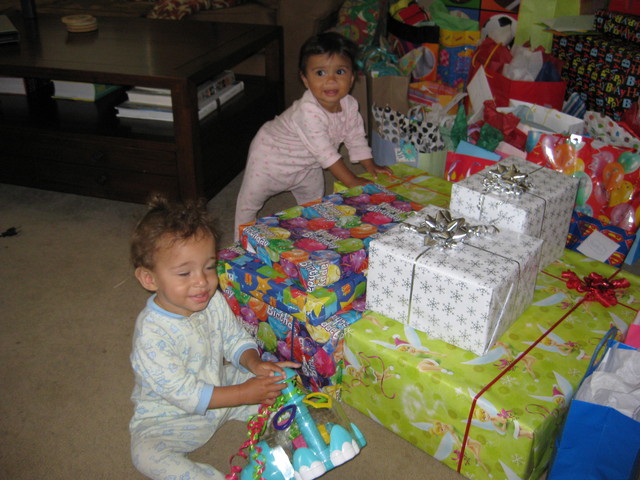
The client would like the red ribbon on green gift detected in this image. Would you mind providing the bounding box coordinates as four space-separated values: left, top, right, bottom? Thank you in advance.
457 267 633 475
561 270 630 307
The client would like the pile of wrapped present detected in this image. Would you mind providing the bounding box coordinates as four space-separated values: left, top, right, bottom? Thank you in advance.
220 161 640 480
355 0 640 268
216 2 640 479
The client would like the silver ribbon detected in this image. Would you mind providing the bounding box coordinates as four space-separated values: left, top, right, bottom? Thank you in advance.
401 209 498 249
482 163 533 196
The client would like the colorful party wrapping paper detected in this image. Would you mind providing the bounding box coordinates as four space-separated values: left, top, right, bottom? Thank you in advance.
333 163 453 206
527 134 640 236
218 268 365 396
341 249 640 480
218 245 366 327
551 33 640 121
366 205 543 355
239 183 423 293
450 157 579 268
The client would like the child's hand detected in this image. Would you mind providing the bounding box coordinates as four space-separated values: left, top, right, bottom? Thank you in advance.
367 164 393 178
253 360 300 378
244 361 300 405
343 176 372 188
241 375 288 405
359 158 392 182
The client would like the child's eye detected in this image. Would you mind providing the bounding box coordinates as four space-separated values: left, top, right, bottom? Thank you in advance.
337 68 347 75
206 263 217 271
315 70 326 77
178 272 190 277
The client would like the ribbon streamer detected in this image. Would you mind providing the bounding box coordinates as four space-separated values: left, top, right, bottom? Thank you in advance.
401 209 498 248
482 163 533 196
561 270 630 307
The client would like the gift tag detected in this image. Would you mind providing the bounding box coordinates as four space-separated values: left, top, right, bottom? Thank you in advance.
576 230 620 263
396 140 418 163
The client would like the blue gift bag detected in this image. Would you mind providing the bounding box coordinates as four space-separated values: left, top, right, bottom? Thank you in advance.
547 330 640 480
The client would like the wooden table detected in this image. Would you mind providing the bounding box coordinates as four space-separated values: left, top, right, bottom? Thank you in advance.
0 13 283 203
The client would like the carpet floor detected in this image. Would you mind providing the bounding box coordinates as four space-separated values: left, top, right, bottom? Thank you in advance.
0 166 468 479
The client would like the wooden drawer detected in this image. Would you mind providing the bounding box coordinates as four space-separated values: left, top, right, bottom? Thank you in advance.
1 155 181 203
1 128 177 176
1 129 181 203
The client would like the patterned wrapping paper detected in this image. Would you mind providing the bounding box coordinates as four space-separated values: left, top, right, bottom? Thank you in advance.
333 163 452 206
526 134 640 236
551 33 640 121
594 9 640 44
239 183 423 293
219 270 364 396
366 204 543 355
566 211 637 267
218 244 367 327
450 157 579 268
341 249 640 480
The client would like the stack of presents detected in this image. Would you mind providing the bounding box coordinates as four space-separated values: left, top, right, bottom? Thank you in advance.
218 1 640 479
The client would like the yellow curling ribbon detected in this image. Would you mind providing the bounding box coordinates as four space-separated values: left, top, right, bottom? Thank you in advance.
303 392 332 409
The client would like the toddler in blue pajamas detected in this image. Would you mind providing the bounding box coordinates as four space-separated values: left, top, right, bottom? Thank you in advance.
129 195 298 479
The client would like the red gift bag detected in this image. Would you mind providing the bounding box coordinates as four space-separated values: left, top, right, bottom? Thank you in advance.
469 38 567 110
444 151 497 182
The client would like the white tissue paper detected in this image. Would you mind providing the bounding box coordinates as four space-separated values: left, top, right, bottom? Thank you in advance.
502 45 543 82
575 345 640 421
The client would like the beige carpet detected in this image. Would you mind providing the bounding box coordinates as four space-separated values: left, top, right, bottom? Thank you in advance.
0 167 468 479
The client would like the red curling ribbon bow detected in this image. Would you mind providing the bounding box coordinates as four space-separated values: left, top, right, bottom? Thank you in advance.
561 270 630 307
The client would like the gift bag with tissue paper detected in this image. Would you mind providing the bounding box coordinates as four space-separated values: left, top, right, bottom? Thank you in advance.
548 329 640 480
468 38 566 110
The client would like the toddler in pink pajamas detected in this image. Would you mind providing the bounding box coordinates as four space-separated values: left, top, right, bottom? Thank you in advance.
234 32 391 238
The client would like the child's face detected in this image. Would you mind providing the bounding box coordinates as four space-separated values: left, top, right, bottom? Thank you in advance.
135 232 218 317
301 52 354 113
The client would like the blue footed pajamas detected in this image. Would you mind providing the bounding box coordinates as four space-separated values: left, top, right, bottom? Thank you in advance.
130 292 260 480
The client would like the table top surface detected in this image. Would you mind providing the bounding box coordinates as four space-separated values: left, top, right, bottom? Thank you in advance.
0 13 281 86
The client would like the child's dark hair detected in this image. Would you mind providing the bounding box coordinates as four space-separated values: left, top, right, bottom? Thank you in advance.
298 31 359 75
130 194 218 269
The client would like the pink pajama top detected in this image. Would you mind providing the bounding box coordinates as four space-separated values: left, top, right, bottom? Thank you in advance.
246 89 373 173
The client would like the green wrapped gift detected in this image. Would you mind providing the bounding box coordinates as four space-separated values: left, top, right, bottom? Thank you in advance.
334 163 452 207
341 249 639 480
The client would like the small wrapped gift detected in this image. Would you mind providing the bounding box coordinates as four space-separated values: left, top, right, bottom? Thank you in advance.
219 244 366 327
449 156 579 268
366 205 543 355
240 183 422 293
219 271 364 395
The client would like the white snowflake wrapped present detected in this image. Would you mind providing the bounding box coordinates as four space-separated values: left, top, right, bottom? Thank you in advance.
449 156 579 268
366 206 543 355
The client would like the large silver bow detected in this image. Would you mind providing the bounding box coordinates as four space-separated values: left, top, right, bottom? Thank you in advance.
482 164 533 196
401 209 498 248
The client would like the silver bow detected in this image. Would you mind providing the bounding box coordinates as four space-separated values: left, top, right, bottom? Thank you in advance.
482 164 533 196
401 209 498 248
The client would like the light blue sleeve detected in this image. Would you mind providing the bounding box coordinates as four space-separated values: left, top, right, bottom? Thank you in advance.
195 384 214 415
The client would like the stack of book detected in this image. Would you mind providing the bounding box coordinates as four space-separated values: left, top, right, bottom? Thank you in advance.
115 70 244 122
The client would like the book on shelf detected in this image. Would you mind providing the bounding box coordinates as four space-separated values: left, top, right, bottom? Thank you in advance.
0 14 19 45
0 76 53 96
125 70 235 108
55 87 128 125
116 80 244 122
52 81 123 101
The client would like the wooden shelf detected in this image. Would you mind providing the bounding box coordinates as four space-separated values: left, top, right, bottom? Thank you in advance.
0 14 283 203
